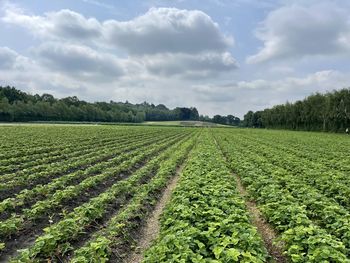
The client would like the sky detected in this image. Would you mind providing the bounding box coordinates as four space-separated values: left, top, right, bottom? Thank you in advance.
0 0 350 118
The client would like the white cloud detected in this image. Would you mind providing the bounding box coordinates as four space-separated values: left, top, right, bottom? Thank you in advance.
0 46 18 69
143 52 237 78
33 42 125 81
2 6 233 55
103 7 233 55
1 6 237 78
0 46 33 71
2 8 101 42
247 2 350 63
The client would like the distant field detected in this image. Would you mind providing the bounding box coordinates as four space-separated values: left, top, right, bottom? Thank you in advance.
142 120 227 127
0 120 228 127
0 124 349 262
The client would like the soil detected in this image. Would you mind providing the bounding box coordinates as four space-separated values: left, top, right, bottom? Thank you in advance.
234 174 288 263
0 140 175 262
125 165 183 263
213 136 288 263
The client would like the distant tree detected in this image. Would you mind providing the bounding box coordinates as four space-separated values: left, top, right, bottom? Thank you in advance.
60 96 80 107
243 88 350 132
189 107 199 120
213 115 226 124
155 104 168 110
242 111 254 127
0 97 13 121
227 115 240 126
199 115 211 122
135 111 146 123
0 86 245 125
0 86 28 103
41 93 56 103
174 107 192 120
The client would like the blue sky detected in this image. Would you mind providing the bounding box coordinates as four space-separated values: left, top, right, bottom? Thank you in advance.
0 0 349 117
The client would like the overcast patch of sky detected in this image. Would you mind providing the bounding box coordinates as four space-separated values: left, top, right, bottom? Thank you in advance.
0 0 349 118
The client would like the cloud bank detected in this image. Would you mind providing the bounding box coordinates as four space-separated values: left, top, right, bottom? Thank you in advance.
0 1 350 117
247 2 350 63
2 6 237 78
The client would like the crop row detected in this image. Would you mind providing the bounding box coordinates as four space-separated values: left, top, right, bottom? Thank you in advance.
220 131 350 210
220 133 350 254
69 134 197 263
9 131 197 262
238 130 350 173
0 128 160 174
0 128 144 166
0 129 182 199
0 126 136 159
214 130 350 262
0 131 189 251
144 132 268 262
0 126 177 168
0 131 183 219
248 140 350 208
0 128 170 182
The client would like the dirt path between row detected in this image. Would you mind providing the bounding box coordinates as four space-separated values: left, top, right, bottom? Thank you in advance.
234 174 287 263
212 135 287 263
126 165 183 263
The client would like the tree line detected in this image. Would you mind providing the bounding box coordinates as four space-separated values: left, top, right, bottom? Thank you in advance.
0 86 200 123
0 86 241 125
200 114 240 126
242 88 350 132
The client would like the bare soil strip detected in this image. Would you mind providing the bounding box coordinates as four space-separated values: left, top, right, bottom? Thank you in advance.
212 135 287 263
234 174 287 263
126 165 184 263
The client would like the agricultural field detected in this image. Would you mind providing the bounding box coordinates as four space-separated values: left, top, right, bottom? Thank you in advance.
142 121 226 127
0 124 349 262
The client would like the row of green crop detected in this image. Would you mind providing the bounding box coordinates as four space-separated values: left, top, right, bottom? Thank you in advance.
270 143 349 204
231 132 350 201
238 129 350 173
0 126 173 161
0 132 188 243
218 132 350 253
0 131 183 218
0 126 82 154
222 130 350 217
144 131 268 262
0 130 182 195
69 134 197 263
0 128 168 182
0 126 133 159
214 130 350 262
250 134 349 175
221 131 350 209
9 131 197 262
0 129 160 174
0 128 142 166
250 140 350 209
